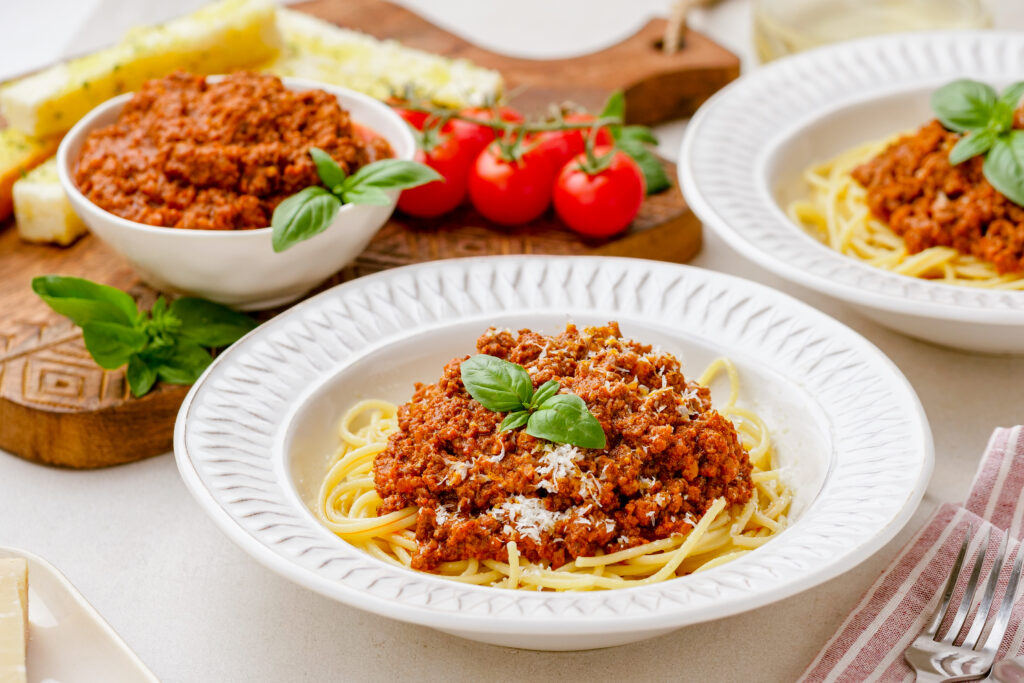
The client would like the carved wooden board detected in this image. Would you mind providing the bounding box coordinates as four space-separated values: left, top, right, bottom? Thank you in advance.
0 0 737 468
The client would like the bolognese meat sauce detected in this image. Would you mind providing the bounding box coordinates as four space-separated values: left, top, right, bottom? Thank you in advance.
852 119 1024 275
74 71 392 231
373 323 755 571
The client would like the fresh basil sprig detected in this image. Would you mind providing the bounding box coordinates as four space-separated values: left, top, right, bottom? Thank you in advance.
32 276 257 397
599 91 670 195
271 149 442 253
932 79 1024 205
460 354 606 449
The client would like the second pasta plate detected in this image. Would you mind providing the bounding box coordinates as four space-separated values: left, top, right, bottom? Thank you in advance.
680 31 1024 353
174 255 931 650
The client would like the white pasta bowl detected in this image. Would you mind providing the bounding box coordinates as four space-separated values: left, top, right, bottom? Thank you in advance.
679 31 1024 354
57 77 415 311
174 255 932 650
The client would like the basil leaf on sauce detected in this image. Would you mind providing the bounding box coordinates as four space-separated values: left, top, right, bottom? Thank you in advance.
949 129 997 165
126 356 158 397
81 321 147 370
932 79 998 133
169 297 258 347
1000 82 1024 112
529 380 560 408
341 187 394 206
309 147 347 192
527 394 607 450
460 354 535 412
271 186 342 253
339 159 442 196
499 410 530 432
31 275 139 327
983 131 1024 207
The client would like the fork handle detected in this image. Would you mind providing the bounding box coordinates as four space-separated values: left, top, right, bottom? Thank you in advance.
915 673 953 683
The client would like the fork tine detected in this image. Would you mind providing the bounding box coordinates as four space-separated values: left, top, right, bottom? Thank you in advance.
943 527 991 644
979 541 1024 654
926 525 973 638
964 532 1009 649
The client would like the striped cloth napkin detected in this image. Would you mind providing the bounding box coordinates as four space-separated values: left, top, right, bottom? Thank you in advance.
802 426 1024 682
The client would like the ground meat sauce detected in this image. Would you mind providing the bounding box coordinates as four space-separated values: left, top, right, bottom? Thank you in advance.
74 71 392 230
852 119 1024 274
373 323 755 571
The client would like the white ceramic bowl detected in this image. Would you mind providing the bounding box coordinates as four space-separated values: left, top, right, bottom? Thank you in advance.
174 255 932 650
58 77 415 310
679 32 1024 354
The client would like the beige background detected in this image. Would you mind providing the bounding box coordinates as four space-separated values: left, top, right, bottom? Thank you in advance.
2 1 1024 681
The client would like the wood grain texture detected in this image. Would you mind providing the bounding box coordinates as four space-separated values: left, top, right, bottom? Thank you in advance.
296 0 740 123
0 0 735 468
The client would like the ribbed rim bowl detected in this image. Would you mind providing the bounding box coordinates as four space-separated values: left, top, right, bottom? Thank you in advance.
173 255 932 646
679 31 1024 326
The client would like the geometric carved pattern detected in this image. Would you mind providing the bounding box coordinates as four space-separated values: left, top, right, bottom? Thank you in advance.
176 257 933 637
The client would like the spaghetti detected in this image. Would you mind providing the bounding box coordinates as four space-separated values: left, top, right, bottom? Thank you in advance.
316 355 792 591
789 139 1024 290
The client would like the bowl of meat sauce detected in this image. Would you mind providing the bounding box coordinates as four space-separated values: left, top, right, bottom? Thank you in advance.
57 71 414 310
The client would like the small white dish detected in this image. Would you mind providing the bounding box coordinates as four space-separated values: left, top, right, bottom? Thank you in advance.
174 255 932 650
57 77 415 311
679 31 1024 354
0 546 158 683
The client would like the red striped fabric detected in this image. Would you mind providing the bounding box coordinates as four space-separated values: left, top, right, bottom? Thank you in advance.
801 426 1024 683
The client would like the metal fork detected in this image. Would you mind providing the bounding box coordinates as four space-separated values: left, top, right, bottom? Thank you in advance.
905 526 1024 682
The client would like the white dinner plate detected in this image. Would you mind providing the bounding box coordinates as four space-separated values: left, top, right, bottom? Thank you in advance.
679 31 1024 354
174 255 932 650
0 547 158 683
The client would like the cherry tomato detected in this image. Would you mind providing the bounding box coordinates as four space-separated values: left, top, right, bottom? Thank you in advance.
534 113 615 170
397 133 471 218
553 147 645 238
469 144 555 226
390 105 429 130
448 106 524 161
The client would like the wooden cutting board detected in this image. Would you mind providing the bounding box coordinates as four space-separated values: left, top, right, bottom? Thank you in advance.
0 0 738 468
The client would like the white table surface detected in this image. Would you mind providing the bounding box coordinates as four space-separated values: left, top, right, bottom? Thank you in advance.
2 1 1024 681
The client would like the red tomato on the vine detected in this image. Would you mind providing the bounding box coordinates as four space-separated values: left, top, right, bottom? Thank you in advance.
391 105 429 131
448 106 524 161
397 133 471 218
469 143 555 226
553 147 645 238
534 113 615 171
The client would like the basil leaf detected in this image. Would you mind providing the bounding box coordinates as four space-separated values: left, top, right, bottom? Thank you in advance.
617 125 658 146
983 131 1024 206
600 90 625 122
499 410 530 432
340 159 442 196
949 129 997 165
527 394 606 449
169 297 257 347
932 79 997 133
529 380 560 408
32 275 139 327
617 137 670 195
271 186 342 253
143 340 213 385
342 187 394 206
126 355 157 397
309 147 346 192
81 321 147 370
460 354 534 412
999 82 1024 113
